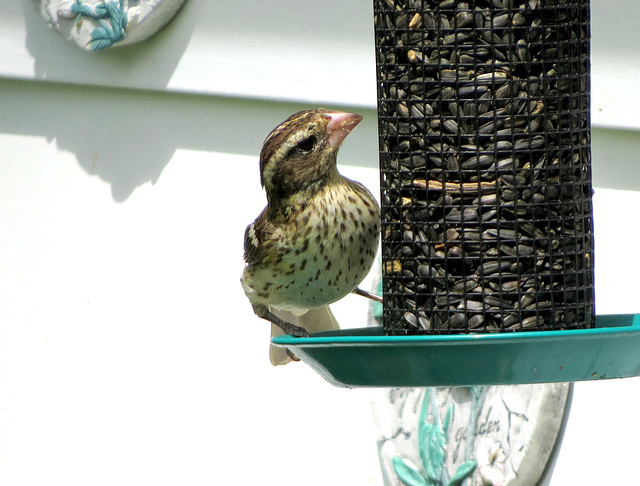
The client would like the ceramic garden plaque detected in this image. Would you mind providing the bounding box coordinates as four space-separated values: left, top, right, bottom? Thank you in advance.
36 0 187 51
371 384 571 486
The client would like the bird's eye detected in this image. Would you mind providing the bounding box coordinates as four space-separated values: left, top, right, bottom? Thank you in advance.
295 136 316 153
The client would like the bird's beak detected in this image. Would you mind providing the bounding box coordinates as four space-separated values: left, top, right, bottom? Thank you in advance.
325 111 363 150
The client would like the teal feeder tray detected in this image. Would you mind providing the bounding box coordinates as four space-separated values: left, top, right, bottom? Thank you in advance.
272 314 640 388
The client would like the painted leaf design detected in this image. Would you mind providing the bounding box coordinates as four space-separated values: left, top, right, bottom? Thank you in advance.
447 460 477 486
88 6 127 51
90 27 114 50
105 1 120 17
443 404 454 432
418 389 430 441
420 423 446 482
418 422 433 472
104 1 126 38
71 1 108 18
90 39 114 50
392 456 428 486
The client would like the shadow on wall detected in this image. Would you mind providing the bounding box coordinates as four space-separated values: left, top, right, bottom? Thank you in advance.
1 77 380 202
22 0 197 90
15 2 380 202
17 0 197 201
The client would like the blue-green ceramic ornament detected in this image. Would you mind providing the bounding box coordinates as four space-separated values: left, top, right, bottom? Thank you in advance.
35 0 187 51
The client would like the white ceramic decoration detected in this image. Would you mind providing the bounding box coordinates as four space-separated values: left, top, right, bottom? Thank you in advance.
370 384 571 486
35 0 187 51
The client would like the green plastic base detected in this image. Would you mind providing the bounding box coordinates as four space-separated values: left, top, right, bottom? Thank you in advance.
272 314 640 388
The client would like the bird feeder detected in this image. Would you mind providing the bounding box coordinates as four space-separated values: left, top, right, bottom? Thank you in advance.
272 0 640 387
377 0 594 334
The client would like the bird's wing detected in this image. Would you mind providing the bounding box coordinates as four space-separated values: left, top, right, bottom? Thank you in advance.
243 208 276 266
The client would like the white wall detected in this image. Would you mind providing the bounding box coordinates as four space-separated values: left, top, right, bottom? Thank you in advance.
1 1 640 485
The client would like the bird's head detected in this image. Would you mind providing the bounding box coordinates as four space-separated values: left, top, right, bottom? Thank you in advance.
259 109 362 201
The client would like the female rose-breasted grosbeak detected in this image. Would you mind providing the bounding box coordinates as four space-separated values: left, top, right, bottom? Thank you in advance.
241 109 380 365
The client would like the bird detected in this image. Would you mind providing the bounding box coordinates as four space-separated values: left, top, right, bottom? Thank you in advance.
241 108 381 365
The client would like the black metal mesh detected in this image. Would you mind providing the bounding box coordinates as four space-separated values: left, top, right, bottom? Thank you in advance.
375 0 595 334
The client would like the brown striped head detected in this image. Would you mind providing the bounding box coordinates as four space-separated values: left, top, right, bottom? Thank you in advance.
259 109 362 200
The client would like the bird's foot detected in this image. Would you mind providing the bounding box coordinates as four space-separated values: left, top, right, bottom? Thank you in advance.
276 320 311 338
252 304 311 338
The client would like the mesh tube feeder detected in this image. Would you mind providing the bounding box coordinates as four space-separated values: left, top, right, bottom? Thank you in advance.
376 0 594 334
272 0 640 388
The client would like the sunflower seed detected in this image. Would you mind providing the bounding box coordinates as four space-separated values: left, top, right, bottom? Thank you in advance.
375 0 594 334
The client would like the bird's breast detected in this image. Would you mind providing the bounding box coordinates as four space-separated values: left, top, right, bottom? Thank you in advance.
273 181 380 309
242 178 380 313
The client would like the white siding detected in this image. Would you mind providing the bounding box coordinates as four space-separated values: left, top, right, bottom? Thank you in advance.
1 1 640 485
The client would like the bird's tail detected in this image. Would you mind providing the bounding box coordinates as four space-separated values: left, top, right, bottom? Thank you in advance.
269 306 340 366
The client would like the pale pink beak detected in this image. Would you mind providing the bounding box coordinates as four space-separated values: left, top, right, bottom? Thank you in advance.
325 111 363 150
